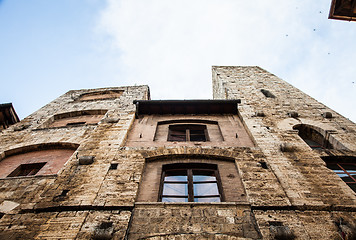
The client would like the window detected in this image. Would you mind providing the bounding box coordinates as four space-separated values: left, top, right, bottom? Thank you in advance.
78 90 123 101
0 143 78 178
136 158 246 203
168 124 208 142
159 163 223 202
303 139 325 150
40 110 107 129
293 124 332 150
7 162 46 177
325 160 356 192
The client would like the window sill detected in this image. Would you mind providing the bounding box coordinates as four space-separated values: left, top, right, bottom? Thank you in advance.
0 174 57 180
33 124 97 131
135 202 250 206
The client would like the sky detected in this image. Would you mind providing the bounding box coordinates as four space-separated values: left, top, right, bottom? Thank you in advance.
0 0 355 123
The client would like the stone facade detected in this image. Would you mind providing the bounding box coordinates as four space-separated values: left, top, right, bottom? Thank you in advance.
0 67 355 239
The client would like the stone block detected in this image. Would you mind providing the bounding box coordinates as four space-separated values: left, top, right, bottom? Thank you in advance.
79 156 95 165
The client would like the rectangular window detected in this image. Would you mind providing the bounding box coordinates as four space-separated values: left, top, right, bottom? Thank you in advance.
168 124 208 142
327 162 356 192
159 163 223 202
7 162 46 177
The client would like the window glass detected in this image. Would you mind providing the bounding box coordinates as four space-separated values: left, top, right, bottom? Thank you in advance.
193 170 216 181
326 160 356 192
160 163 222 202
336 173 349 178
193 183 219 196
340 164 356 172
165 175 187 181
162 197 188 202
162 183 188 196
194 197 220 203
304 139 323 150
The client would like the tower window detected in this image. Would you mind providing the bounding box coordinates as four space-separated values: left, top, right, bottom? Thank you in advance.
326 160 356 192
78 90 123 101
41 110 107 129
7 162 46 177
168 124 208 142
303 139 325 150
293 124 333 150
159 163 223 202
0 144 78 178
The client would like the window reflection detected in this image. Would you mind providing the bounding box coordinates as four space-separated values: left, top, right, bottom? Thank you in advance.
160 164 223 202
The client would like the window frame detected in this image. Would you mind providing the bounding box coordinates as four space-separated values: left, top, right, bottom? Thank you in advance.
293 124 333 150
158 163 224 202
326 161 356 192
167 124 209 142
304 139 325 150
7 162 47 177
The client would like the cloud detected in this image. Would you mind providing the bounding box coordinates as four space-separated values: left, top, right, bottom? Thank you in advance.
97 0 356 122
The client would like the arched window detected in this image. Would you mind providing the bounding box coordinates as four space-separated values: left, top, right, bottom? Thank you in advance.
322 156 356 193
293 124 332 150
41 110 107 128
78 90 123 101
0 143 78 178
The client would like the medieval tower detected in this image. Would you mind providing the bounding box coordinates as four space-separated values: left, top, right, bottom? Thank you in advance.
0 66 355 239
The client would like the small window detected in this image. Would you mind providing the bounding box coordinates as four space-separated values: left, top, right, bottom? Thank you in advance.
41 110 107 129
159 163 223 202
304 139 324 150
7 162 46 177
78 90 123 101
168 124 208 142
261 89 276 98
0 144 78 178
293 124 332 150
326 161 356 192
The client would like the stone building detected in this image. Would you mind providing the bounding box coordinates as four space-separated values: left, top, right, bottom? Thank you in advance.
0 66 355 239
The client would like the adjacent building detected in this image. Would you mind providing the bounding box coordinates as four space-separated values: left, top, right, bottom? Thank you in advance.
0 103 19 130
0 66 355 239
329 0 356 21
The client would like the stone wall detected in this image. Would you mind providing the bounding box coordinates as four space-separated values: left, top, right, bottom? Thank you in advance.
0 66 355 239
0 86 149 239
213 66 356 239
